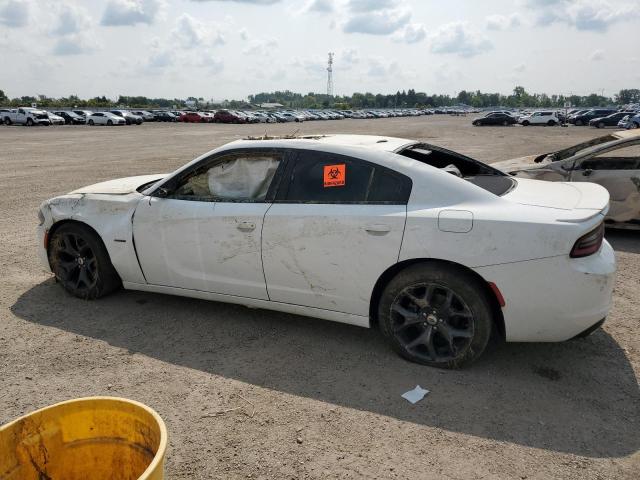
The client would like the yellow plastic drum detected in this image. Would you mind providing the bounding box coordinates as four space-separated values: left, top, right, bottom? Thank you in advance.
0 397 167 480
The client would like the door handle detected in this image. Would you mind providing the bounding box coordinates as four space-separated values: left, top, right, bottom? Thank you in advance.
364 224 391 234
237 221 256 232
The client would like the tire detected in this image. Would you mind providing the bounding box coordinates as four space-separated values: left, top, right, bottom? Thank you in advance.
26 118 34 126
502 120 509 126
88 119 94 125
597 122 605 129
522 120 530 126
547 120 556 126
48 223 121 300
378 263 493 368
472 120 480 126
630 122 639 130
575 119 584 126
4 117 11 125
107 120 113 126
126 119 131 125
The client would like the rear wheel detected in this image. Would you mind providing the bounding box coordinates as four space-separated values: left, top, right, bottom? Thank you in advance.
502 120 509 126
48 223 121 299
630 122 639 130
378 263 493 368
575 119 584 126
4 117 12 125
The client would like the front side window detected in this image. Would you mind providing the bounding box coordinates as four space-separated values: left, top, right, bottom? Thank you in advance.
170 152 282 202
279 151 411 204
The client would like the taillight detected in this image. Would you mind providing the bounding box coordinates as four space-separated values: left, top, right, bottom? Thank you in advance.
570 223 604 258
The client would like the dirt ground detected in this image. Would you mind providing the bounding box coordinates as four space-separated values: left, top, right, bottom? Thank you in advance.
1 116 638 479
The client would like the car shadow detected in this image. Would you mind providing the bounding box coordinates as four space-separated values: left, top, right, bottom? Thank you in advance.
606 229 640 254
11 279 639 459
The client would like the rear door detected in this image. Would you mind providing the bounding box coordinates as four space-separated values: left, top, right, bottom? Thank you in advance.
261 149 411 316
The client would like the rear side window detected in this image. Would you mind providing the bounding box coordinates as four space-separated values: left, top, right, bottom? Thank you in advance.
279 151 411 204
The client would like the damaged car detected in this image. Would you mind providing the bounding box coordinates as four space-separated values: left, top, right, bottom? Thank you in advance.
37 134 615 368
493 129 640 229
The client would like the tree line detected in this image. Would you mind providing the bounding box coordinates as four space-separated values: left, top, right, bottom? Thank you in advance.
1 87 639 110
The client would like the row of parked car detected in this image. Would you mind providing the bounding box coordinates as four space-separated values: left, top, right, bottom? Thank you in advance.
472 108 640 129
0 106 472 127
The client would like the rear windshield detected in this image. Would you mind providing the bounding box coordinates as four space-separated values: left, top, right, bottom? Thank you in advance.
398 144 515 196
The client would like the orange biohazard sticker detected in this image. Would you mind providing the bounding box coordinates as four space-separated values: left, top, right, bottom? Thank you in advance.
323 164 346 187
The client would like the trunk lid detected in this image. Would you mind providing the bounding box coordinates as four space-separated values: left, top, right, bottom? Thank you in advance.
503 178 609 220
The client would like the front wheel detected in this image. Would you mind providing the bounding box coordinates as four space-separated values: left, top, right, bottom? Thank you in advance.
48 223 121 299
547 120 556 126
472 120 480 126
378 263 493 368
88 119 94 125
522 120 530 126
575 119 584 126
26 118 34 126
597 122 605 129
107 120 113 126
502 120 509 126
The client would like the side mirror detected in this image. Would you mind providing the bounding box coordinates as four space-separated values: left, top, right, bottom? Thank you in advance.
582 169 593 177
155 187 170 198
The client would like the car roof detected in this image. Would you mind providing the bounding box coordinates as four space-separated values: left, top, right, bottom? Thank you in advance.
232 134 417 153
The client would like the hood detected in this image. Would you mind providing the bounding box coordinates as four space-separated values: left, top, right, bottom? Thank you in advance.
491 155 549 173
70 174 167 195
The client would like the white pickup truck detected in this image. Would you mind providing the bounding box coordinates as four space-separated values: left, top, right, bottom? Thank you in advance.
2 107 52 126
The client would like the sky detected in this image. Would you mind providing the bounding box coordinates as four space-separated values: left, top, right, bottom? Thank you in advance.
0 0 639 101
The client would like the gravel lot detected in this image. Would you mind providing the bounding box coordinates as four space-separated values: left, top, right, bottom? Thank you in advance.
1 116 638 479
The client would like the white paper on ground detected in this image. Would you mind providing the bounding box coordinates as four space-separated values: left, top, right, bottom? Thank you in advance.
401 385 430 404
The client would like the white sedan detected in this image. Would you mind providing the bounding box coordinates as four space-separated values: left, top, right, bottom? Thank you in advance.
86 112 126 126
36 135 615 368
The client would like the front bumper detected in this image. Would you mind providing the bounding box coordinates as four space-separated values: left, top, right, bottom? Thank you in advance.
37 224 51 272
474 240 616 342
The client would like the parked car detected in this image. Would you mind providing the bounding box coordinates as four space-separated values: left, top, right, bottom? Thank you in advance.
152 111 177 122
38 134 614 368
619 113 640 129
179 111 208 123
213 110 246 124
130 110 156 122
53 111 86 125
493 129 640 228
472 112 517 126
86 112 126 126
571 109 617 126
519 111 560 126
2 107 51 126
589 111 636 128
110 110 143 125
73 110 93 119
46 112 65 125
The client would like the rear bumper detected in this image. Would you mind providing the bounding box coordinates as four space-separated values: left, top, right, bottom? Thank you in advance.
474 240 615 342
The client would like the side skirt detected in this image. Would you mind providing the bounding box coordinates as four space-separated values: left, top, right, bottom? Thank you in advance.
122 281 370 328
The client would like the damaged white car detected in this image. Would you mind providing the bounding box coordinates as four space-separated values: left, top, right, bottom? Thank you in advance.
37 135 615 368
493 129 640 229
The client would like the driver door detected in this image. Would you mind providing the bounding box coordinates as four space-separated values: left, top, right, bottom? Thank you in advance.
132 149 285 299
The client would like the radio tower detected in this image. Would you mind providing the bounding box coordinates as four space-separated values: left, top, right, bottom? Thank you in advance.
326 52 334 97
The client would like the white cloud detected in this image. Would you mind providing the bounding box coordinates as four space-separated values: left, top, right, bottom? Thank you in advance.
429 21 493 57
393 22 426 43
513 63 526 72
243 37 278 55
171 13 225 48
190 0 281 3
303 0 335 13
51 3 91 36
101 0 165 26
344 8 411 35
590 49 605 61
366 57 399 77
0 0 28 27
485 13 521 30
527 0 639 32
52 34 99 56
